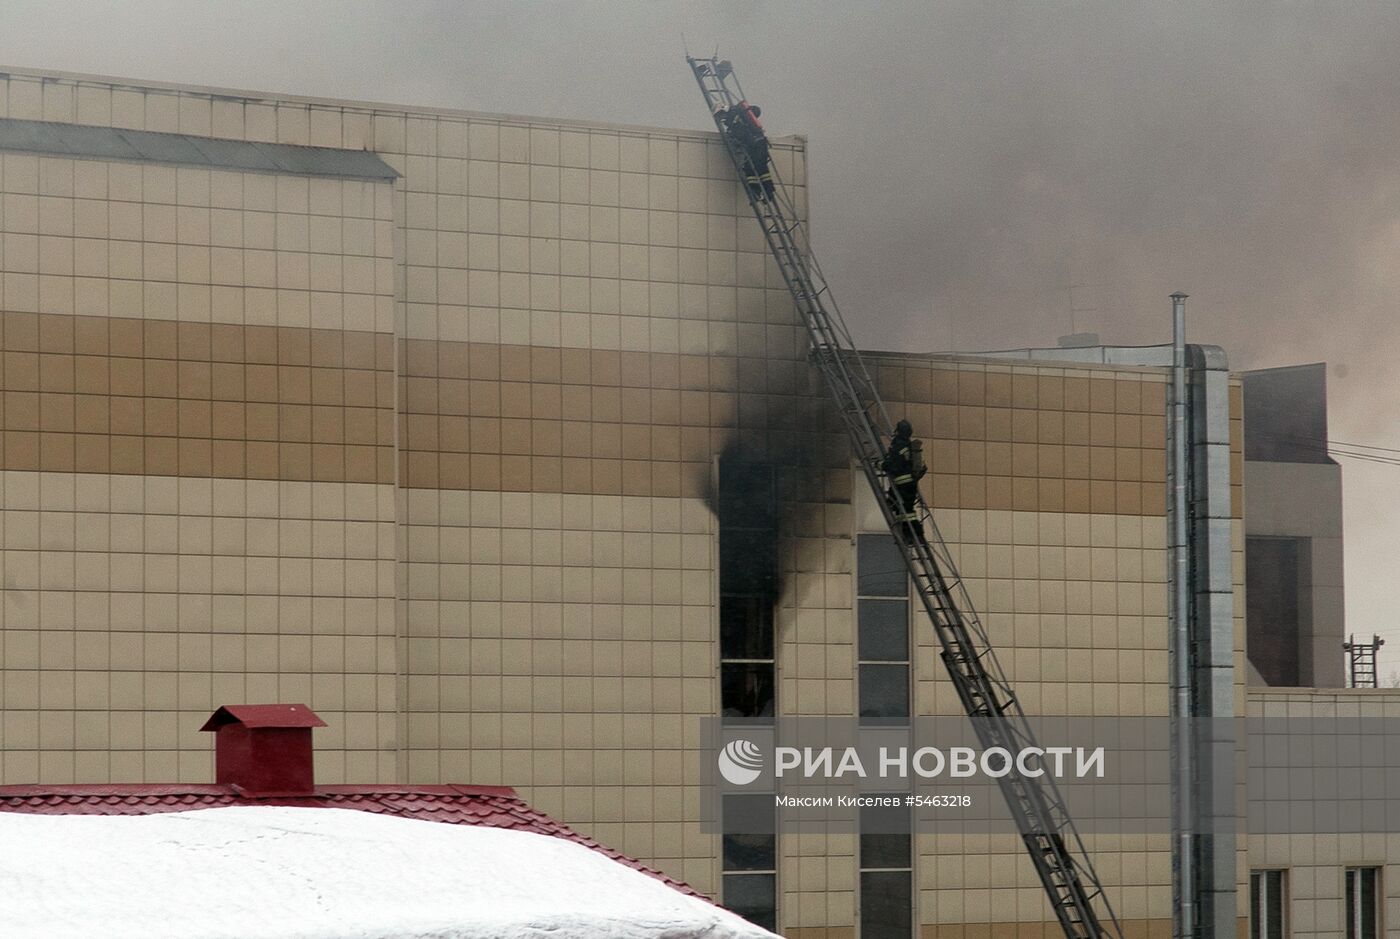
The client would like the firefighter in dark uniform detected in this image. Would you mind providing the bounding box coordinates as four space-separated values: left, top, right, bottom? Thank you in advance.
883 419 927 543
719 101 775 201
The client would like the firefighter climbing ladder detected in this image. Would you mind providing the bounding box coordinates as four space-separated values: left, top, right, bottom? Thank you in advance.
688 57 1123 939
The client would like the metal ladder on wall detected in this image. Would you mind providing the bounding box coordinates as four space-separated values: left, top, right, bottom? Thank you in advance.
1344 634 1384 688
687 56 1123 939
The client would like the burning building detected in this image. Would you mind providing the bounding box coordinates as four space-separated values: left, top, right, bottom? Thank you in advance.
0 65 1395 938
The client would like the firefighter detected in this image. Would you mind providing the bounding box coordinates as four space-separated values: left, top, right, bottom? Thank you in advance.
720 101 775 201
883 419 927 543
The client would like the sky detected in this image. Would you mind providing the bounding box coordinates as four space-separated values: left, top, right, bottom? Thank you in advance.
2 0 1398 679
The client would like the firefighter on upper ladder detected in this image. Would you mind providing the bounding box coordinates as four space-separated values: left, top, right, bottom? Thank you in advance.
716 100 775 201
883 419 927 544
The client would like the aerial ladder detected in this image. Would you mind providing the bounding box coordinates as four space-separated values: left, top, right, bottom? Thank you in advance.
688 57 1124 939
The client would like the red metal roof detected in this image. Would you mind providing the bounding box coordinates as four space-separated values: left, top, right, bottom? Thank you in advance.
199 703 327 731
0 783 702 899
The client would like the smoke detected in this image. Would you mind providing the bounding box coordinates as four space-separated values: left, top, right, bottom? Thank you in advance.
11 2 1399 375
9 0 1400 654
703 386 851 607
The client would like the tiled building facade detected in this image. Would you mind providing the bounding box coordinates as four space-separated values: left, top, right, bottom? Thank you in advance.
0 66 1394 937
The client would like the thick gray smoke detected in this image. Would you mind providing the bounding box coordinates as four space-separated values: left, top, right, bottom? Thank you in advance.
6 0 1400 663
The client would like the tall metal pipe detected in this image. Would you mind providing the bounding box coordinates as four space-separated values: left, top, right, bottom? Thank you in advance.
1168 291 1194 938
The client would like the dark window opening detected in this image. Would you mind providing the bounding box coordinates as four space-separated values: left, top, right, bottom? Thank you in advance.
721 596 775 661
722 793 776 869
859 800 912 871
857 534 911 727
719 460 779 727
858 533 908 597
723 873 777 933
717 462 776 529
1346 867 1378 939
858 793 913 937
724 794 777 932
858 599 910 662
859 663 910 725
722 662 775 722
1249 869 1285 939
720 529 778 597
859 870 913 938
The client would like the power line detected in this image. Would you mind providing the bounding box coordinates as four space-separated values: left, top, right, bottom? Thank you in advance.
1255 431 1400 455
1252 432 1400 467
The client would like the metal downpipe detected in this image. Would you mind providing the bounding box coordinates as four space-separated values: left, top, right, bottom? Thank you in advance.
1168 291 1194 938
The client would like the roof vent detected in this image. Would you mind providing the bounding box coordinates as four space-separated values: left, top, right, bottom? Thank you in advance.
199 704 326 797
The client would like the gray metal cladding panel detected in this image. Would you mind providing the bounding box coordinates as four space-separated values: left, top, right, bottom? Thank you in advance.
0 118 398 180
128 130 210 165
186 137 281 172
51 121 141 159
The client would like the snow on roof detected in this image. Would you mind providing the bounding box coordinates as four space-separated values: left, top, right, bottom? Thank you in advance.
0 783 700 898
0 805 777 939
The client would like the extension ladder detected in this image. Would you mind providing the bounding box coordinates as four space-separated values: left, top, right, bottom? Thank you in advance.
687 55 1123 939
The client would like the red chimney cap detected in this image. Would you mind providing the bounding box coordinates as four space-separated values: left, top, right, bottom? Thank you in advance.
199 704 327 732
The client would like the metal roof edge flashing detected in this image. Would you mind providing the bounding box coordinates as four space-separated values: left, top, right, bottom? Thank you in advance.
0 117 399 180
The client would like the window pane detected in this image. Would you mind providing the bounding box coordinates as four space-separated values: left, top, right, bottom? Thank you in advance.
1361 868 1376 939
722 662 775 723
858 533 907 597
1347 869 1356 939
1252 869 1285 939
723 794 776 871
723 872 776 932
720 595 774 660
1266 870 1283 939
860 870 913 939
859 799 912 869
718 462 775 529
720 529 777 595
1250 872 1261 939
859 599 909 662
723 832 775 872
859 663 909 725
861 831 912 872
1346 867 1378 939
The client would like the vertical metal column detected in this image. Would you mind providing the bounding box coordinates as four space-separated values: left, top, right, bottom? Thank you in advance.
1167 294 1237 938
1188 342 1237 938
1168 292 1194 939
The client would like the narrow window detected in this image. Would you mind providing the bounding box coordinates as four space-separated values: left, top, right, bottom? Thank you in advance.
857 534 909 726
1249 869 1286 939
1345 867 1379 939
717 459 779 931
718 460 777 724
722 793 777 931
859 794 913 938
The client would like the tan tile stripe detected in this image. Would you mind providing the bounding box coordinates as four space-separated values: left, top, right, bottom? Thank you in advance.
394 336 806 496
1 311 395 482
396 336 1189 515
0 312 1247 515
884 377 1167 517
